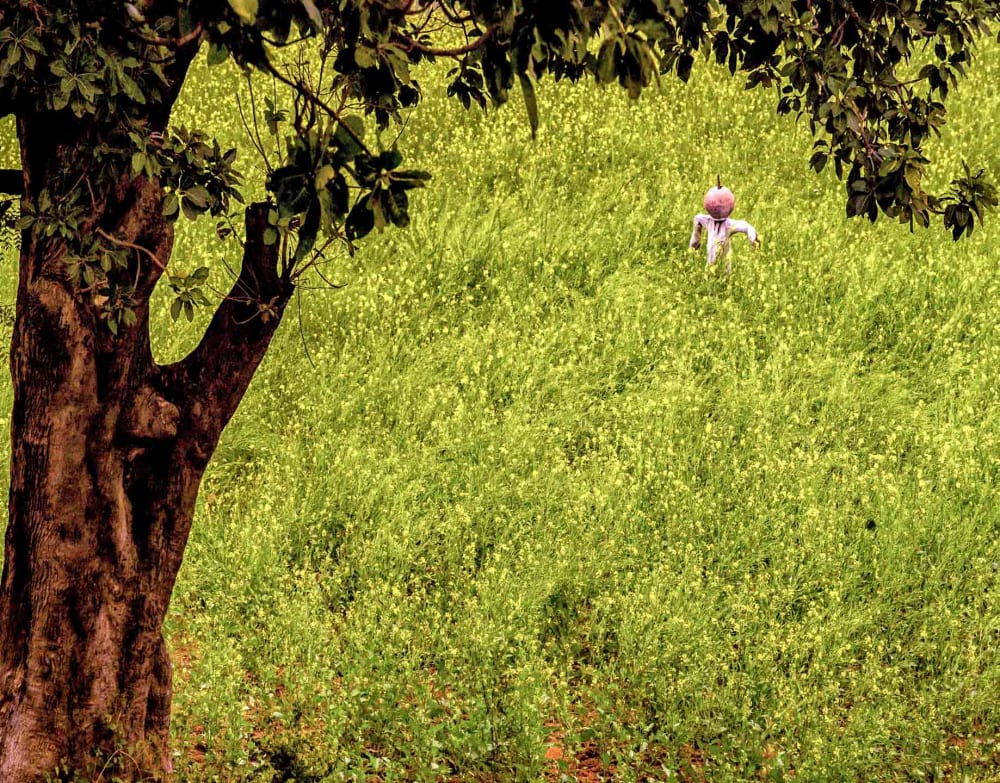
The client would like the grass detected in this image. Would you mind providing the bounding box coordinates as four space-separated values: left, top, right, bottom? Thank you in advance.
2 35 1000 783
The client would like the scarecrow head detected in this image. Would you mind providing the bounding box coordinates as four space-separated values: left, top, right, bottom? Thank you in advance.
704 176 735 220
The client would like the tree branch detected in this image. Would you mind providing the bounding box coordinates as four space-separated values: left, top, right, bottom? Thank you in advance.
95 228 167 271
437 0 474 25
261 62 373 155
399 25 499 56
117 14 204 50
163 202 293 465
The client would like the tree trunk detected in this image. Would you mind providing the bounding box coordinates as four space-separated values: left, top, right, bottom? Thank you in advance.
0 118 292 781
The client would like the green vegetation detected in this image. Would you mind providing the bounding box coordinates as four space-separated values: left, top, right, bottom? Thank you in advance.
3 38 1000 783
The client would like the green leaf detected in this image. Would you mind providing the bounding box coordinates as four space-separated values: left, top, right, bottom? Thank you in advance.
314 165 335 191
170 297 182 320
676 52 694 83
345 194 375 241
179 8 198 37
379 149 403 171
207 42 230 67
49 60 70 78
163 192 180 219
597 39 618 84
389 169 432 191
185 185 210 209
52 88 71 112
371 192 388 232
334 116 366 159
264 101 287 135
386 186 410 228
228 0 259 25
355 47 377 69
324 173 350 217
293 201 321 262
519 73 539 140
300 0 323 32
118 71 146 103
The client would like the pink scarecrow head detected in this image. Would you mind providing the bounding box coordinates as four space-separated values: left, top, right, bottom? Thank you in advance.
703 176 735 219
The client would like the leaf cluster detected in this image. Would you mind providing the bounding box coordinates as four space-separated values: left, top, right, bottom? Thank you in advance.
268 118 430 248
217 0 999 238
167 265 212 321
154 127 244 222
0 4 164 118
2 0 1000 337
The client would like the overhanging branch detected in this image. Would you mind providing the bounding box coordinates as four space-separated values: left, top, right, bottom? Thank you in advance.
398 24 499 56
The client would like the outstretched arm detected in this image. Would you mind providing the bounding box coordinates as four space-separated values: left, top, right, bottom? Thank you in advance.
689 214 706 249
727 219 760 246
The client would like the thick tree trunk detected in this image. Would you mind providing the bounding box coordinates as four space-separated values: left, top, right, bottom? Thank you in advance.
0 118 292 781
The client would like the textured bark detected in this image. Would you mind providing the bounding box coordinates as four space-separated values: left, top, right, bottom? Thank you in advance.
0 111 292 781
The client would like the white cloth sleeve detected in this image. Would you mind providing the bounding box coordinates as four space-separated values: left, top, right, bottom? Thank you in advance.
689 214 706 248
727 219 758 244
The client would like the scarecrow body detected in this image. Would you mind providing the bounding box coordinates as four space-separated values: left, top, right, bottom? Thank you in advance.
689 183 759 273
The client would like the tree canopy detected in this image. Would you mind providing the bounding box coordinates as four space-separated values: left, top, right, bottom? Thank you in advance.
1 1 998 318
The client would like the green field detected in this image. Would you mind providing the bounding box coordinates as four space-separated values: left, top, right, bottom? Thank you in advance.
2 37 1000 783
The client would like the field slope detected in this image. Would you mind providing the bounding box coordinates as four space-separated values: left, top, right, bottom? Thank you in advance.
1 38 999 783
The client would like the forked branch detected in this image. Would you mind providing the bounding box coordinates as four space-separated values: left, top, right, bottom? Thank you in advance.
163 202 293 462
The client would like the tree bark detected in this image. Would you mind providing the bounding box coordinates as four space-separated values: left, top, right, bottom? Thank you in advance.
0 116 292 781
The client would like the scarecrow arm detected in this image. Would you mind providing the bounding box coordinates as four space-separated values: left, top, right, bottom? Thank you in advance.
728 219 759 245
689 214 707 249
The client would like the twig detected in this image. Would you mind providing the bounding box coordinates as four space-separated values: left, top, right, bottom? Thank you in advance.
120 21 204 49
262 61 372 155
295 288 317 368
437 1 474 25
399 25 499 56
96 227 167 270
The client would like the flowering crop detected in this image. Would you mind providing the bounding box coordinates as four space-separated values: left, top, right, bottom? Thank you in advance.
2 36 999 783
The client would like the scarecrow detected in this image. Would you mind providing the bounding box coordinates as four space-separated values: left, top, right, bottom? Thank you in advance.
689 178 760 274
